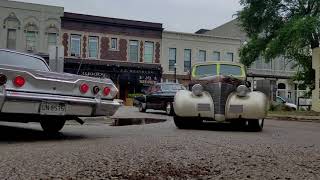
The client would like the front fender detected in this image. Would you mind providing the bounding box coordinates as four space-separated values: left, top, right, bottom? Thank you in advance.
173 90 214 118
225 91 268 120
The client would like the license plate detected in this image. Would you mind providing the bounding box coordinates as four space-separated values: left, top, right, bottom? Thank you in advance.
40 102 66 115
229 105 243 113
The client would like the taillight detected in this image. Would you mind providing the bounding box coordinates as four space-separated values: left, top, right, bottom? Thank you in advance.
93 86 100 94
13 76 25 87
103 87 111 96
80 83 89 94
0 74 7 85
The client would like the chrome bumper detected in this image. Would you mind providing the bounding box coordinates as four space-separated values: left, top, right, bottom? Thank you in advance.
0 89 120 117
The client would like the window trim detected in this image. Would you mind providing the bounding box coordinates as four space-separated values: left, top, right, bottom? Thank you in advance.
184 49 192 72
110 37 118 50
168 48 177 72
70 34 81 57
199 50 206 62
7 29 17 50
225 52 234 62
129 40 139 62
144 41 154 63
213 51 221 61
25 30 37 51
88 36 99 59
47 33 57 47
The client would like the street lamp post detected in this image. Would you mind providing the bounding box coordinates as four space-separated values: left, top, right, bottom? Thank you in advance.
174 63 177 83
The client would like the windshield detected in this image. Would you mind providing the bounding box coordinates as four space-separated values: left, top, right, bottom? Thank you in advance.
0 51 50 72
220 64 242 76
161 84 185 92
194 64 217 76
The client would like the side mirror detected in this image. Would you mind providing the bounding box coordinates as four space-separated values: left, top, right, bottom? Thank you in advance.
245 81 251 88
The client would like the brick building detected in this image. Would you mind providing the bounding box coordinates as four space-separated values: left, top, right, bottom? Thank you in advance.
61 13 163 100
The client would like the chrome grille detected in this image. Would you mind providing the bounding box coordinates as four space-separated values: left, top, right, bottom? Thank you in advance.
203 83 237 114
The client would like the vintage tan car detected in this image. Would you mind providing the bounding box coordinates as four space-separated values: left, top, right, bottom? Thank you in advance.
173 61 268 131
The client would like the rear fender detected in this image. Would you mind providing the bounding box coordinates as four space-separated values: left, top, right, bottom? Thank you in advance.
173 90 214 118
225 91 268 120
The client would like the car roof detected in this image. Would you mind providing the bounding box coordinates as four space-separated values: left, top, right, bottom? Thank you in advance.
193 61 244 67
0 49 45 60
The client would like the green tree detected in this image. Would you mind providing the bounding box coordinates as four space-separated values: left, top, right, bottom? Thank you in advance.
238 0 320 91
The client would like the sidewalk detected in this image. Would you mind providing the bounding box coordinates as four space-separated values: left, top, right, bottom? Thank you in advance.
267 113 320 123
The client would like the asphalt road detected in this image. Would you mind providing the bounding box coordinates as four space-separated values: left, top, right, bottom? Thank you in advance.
0 107 319 180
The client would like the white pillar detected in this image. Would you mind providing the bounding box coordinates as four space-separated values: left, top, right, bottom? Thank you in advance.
312 48 320 111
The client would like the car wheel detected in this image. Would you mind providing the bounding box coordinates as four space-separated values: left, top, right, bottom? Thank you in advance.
166 102 174 116
230 119 246 128
40 118 66 133
173 115 200 129
248 119 264 132
138 103 146 112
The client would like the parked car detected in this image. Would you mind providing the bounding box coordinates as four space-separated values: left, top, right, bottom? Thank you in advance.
276 96 297 110
0 49 120 133
134 83 185 115
173 61 268 131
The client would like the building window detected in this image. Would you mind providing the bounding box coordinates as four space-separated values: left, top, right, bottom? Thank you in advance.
88 36 99 58
169 48 176 71
184 49 191 72
111 38 117 50
70 35 81 57
144 42 154 63
7 29 16 50
213 51 220 61
129 40 139 62
199 50 206 62
225 52 234 62
48 33 57 47
26 31 37 50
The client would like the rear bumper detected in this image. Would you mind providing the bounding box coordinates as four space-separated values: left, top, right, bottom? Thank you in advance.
0 89 120 117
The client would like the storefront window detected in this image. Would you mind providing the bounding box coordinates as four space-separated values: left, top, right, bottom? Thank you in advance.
129 40 139 62
88 36 98 58
144 42 154 63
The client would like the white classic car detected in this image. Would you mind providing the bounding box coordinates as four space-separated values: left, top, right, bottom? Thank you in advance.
0 49 120 133
173 61 268 131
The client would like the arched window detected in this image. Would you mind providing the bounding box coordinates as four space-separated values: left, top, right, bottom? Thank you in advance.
24 22 39 51
46 24 59 47
4 12 21 50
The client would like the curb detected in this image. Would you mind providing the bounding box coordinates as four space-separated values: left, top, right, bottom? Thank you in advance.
266 116 320 123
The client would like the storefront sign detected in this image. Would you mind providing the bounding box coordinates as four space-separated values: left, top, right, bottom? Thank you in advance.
139 75 158 85
81 71 110 79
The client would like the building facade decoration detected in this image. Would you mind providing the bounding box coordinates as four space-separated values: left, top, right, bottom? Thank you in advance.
0 1 64 58
61 12 163 100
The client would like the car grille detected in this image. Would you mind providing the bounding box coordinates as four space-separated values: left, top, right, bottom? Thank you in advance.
203 83 237 115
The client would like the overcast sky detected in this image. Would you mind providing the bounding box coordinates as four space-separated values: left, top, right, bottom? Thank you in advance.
15 0 242 33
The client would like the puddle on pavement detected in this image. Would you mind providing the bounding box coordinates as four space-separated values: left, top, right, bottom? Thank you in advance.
111 118 167 126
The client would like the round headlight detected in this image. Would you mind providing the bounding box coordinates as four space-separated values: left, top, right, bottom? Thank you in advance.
192 84 203 96
236 85 249 97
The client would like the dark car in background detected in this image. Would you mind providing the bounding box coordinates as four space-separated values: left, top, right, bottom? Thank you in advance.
134 83 185 115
